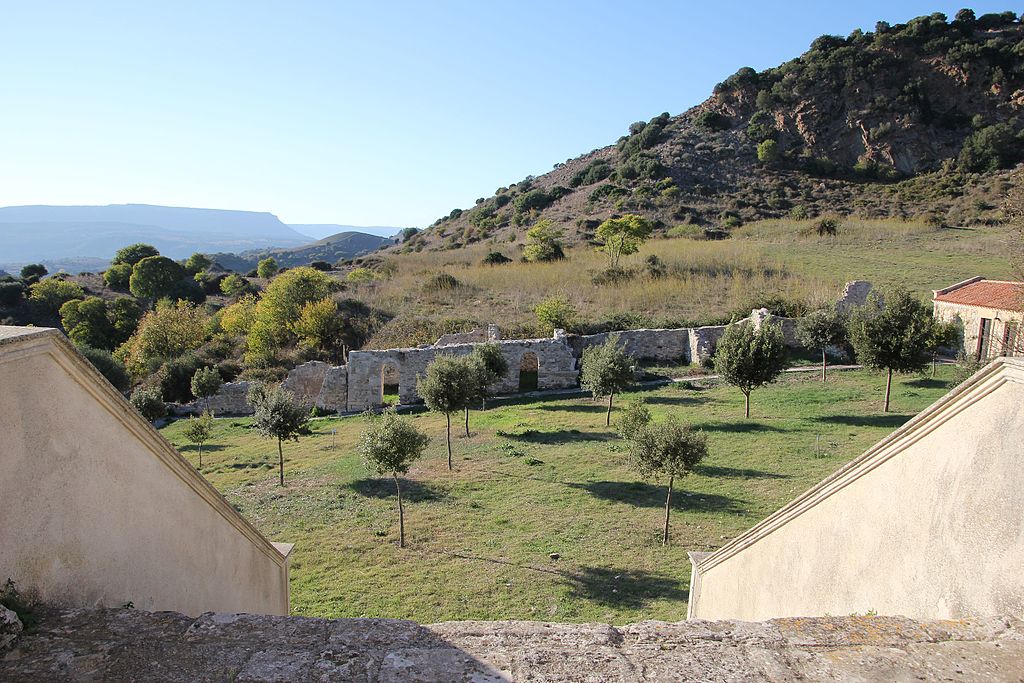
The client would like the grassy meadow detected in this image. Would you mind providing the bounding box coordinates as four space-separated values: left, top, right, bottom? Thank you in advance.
352 218 1016 345
161 366 956 624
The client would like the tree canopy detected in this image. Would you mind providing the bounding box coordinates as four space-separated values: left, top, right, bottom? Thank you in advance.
847 286 932 411
246 267 335 365
112 243 159 267
713 322 787 417
248 383 310 486
129 256 185 300
523 220 565 262
579 335 635 425
357 408 430 548
796 308 847 381
417 354 473 470
594 214 653 269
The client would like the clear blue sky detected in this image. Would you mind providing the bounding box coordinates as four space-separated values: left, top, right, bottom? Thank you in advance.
0 1 1014 229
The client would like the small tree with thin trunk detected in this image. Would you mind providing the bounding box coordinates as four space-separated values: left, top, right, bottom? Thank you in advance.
358 409 430 548
417 355 473 470
713 322 788 417
625 416 708 545
925 319 960 377
190 366 222 414
183 411 214 468
847 287 931 412
796 308 848 381
464 343 509 434
580 335 635 426
248 383 310 486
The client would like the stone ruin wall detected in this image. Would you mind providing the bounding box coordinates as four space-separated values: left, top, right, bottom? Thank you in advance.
345 336 578 412
173 282 870 416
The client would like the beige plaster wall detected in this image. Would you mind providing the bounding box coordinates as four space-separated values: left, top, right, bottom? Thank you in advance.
0 327 291 617
933 300 1023 359
689 357 1024 621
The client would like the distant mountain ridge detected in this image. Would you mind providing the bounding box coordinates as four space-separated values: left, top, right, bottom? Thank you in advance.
288 224 407 239
0 203 312 266
236 231 394 269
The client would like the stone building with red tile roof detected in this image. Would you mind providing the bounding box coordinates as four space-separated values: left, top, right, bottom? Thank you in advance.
933 277 1024 359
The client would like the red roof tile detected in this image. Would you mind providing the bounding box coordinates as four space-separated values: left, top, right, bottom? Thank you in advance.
933 280 1024 310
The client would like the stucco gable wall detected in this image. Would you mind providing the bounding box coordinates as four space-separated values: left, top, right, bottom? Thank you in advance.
0 328 291 617
689 357 1024 622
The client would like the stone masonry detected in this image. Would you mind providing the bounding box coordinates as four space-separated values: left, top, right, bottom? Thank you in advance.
174 282 870 416
2 607 1023 682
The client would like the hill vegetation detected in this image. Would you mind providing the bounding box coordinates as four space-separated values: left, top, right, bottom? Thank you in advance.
400 10 1024 253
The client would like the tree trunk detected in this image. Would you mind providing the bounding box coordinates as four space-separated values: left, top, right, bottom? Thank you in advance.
662 475 674 546
277 438 285 486
883 368 893 413
445 413 452 471
394 473 405 548
606 393 613 427
744 390 750 418
821 348 827 382
464 406 470 437
932 353 937 378
198 443 203 469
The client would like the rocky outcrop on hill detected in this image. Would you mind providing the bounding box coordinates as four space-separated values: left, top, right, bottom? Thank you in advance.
2 607 1023 681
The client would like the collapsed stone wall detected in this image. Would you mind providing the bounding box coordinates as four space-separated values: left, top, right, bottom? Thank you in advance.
173 281 870 417
346 336 578 412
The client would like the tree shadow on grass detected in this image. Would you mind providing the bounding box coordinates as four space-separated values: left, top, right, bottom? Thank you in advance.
695 422 786 433
813 414 911 429
564 566 689 608
506 429 616 444
641 395 710 407
349 478 449 503
179 444 227 453
567 480 743 513
905 377 948 389
694 464 788 479
538 404 607 414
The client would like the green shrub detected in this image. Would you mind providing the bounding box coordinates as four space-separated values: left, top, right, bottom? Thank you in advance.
77 344 131 391
481 251 512 265
958 123 1022 172
346 267 377 284
130 385 167 421
745 110 777 143
694 110 731 132
666 224 703 239
534 296 576 333
103 263 133 290
589 184 629 203
424 272 461 292
756 139 780 163
0 281 25 306
569 160 613 187
29 277 84 312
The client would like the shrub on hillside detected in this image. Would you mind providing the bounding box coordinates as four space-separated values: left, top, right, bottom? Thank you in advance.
0 281 25 307
130 386 167 422
695 111 731 132
77 344 131 392
103 263 133 290
569 160 613 187
29 278 84 312
666 224 704 239
534 296 576 333
481 251 512 266
423 272 461 292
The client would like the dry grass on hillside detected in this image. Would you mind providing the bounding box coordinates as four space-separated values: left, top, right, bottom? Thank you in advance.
348 218 1013 348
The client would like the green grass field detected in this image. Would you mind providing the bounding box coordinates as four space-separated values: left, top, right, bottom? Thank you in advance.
161 367 956 624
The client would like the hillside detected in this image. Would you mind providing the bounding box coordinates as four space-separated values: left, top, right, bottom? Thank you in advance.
401 10 1024 253
0 204 312 267
288 224 406 239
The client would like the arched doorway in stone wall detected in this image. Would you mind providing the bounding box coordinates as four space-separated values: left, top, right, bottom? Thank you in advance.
381 363 401 406
519 352 539 392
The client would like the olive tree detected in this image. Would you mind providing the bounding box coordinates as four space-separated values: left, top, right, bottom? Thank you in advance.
417 355 473 470
464 343 509 434
183 411 214 468
713 322 787 418
248 383 310 486
357 409 430 548
796 308 847 381
925 319 960 377
847 287 932 412
625 416 708 545
190 366 222 414
580 335 635 426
